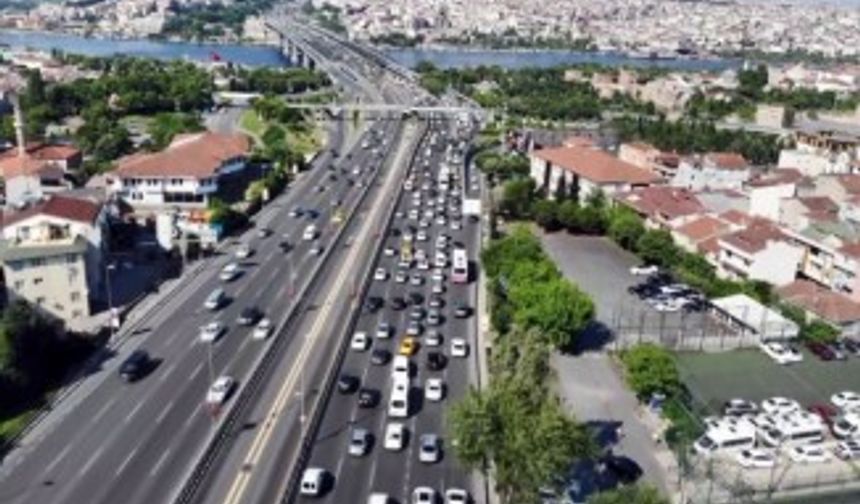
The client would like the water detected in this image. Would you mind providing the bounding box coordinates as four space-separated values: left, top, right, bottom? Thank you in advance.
0 29 739 72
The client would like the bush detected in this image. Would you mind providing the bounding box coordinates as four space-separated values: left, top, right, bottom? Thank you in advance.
802 320 840 344
620 343 681 399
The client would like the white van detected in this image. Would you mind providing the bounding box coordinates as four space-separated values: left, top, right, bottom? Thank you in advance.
388 377 409 418
757 411 825 448
392 355 411 379
834 413 860 439
303 225 318 241
694 418 756 456
299 467 327 496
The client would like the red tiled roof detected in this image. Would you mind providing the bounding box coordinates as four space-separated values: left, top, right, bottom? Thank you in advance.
705 152 748 170
618 186 705 221
719 219 787 254
747 168 804 188
835 174 860 194
0 155 65 179
839 242 860 260
533 145 660 185
719 209 753 226
698 236 722 256
2 194 101 228
798 196 838 213
674 215 730 242
0 143 80 162
778 280 860 324
113 132 250 180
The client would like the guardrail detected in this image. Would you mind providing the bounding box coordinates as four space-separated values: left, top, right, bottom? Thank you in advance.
279 120 431 504
172 121 406 504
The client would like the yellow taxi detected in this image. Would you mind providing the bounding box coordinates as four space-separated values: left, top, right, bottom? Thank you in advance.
399 337 418 356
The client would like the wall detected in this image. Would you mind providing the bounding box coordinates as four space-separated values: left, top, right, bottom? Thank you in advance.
3 251 91 321
750 241 804 286
671 162 750 191
749 183 796 220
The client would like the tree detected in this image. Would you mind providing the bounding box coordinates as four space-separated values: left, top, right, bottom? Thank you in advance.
802 320 839 344
636 229 679 268
576 204 608 235
588 484 670 504
508 278 595 350
147 112 203 150
498 178 536 218
620 344 680 399
608 212 644 250
558 200 580 232
481 226 545 279
532 199 561 231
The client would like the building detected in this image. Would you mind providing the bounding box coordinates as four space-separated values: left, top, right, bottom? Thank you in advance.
0 143 82 173
778 280 860 337
779 196 839 231
778 128 860 177
671 214 733 253
711 293 800 341
529 144 660 202
615 186 705 229
0 143 80 207
717 219 803 286
745 169 802 221
106 131 251 217
0 194 106 326
671 152 751 191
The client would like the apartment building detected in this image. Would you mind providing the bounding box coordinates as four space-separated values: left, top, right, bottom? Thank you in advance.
0 144 80 207
615 186 705 230
778 128 860 177
745 169 802 220
671 215 733 254
717 219 804 287
0 194 106 326
778 280 860 337
672 152 751 191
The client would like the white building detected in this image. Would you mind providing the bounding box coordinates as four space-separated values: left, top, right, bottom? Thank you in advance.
711 293 800 340
671 152 751 191
717 219 804 287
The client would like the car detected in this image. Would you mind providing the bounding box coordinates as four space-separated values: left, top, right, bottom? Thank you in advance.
348 428 371 457
427 310 443 326
358 388 379 408
371 348 391 365
723 398 759 417
351 331 371 351
410 307 426 321
808 402 839 425
450 220 462 230
309 244 324 256
419 434 441 463
235 244 252 259
395 271 408 283
384 246 396 257
206 376 235 405
844 338 860 356
376 322 392 339
219 263 241 282
118 350 150 382
257 227 271 239
368 493 392 504
237 307 262 326
410 274 424 286
425 378 444 401
426 351 447 371
299 467 327 497
337 374 360 394
408 292 424 305
384 422 406 451
453 304 472 319
630 265 659 276
432 283 446 295
374 268 388 281
761 396 801 416
391 297 407 310
407 321 424 336
199 321 226 342
829 341 849 360
788 445 831 464
451 338 469 358
759 341 803 365
252 318 273 340
364 296 384 313
602 455 643 484
444 489 469 504
288 207 304 218
807 341 837 361
400 337 419 356
278 240 291 253
832 391 860 411
835 440 860 460
736 449 776 468
425 330 442 347
431 270 446 283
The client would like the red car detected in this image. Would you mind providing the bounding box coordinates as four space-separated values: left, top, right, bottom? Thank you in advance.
808 403 838 425
807 341 836 361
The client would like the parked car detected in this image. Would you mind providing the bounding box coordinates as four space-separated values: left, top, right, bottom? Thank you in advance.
630 265 659 276
337 374 360 394
736 449 776 468
807 341 837 361
759 341 803 365
761 397 801 416
834 440 860 460
788 445 831 464
723 398 759 417
832 391 860 411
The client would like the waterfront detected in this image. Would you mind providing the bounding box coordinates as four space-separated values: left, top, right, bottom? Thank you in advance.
0 29 739 71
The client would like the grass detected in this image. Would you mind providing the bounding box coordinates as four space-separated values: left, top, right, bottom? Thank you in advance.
239 109 266 139
238 110 322 157
0 407 39 448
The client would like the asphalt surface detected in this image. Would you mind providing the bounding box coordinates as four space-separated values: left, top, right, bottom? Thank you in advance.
297 118 483 504
0 113 399 504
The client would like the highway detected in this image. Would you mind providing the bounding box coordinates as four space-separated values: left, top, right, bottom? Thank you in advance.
0 107 398 504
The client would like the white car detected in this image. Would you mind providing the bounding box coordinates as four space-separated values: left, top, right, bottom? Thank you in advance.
451 338 468 358
412 487 438 504
788 445 831 464
445 489 469 504
425 378 444 402
374 268 388 281
199 321 226 343
630 264 659 276
431 269 445 283
419 434 441 463
761 397 802 416
252 318 272 340
432 283 446 295
759 342 803 365
376 323 392 339
832 391 860 411
417 230 428 242
384 247 396 256
219 263 241 281
384 422 406 451
425 331 442 347
351 331 370 351
235 244 252 259
395 271 408 283
450 221 462 230
736 448 776 468
206 375 235 405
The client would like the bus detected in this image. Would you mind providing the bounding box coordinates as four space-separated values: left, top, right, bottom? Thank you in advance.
451 248 468 284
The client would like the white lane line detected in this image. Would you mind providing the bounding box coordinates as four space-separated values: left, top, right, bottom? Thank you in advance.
184 405 201 430
92 397 115 424
115 444 140 476
156 399 175 425
190 362 203 381
159 361 178 383
124 401 144 423
149 447 172 478
78 445 105 478
43 444 71 474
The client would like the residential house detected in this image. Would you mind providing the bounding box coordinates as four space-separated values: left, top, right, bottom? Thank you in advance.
696 189 751 215
779 196 839 231
0 143 82 173
615 186 705 230
717 219 804 286
0 153 74 208
745 169 802 221
671 215 732 254
672 152 751 191
778 280 860 337
529 144 660 202
0 194 106 327
810 174 860 205
778 128 860 177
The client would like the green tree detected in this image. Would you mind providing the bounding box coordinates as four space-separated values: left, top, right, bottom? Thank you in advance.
509 278 595 350
532 199 561 231
636 229 679 268
558 200 580 231
802 320 839 344
498 178 536 218
588 484 670 504
782 106 796 128
620 344 680 399
147 112 203 150
481 225 544 278
576 205 608 235
608 211 645 250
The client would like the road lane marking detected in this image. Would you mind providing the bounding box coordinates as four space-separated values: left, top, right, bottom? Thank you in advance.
92 397 115 424
43 444 71 474
190 362 203 381
78 445 105 477
149 448 172 478
159 361 178 382
184 405 201 430
156 399 175 424
124 401 144 423
115 444 140 476
222 124 417 504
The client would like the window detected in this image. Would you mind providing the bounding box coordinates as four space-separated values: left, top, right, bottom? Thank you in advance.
66 254 78 264
13 280 23 290
68 267 79 283
71 310 82 319
18 226 30 240
70 291 81 302
30 258 45 267
35 297 45 305
33 277 43 286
